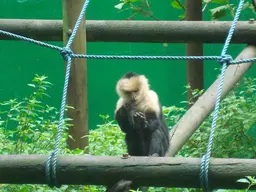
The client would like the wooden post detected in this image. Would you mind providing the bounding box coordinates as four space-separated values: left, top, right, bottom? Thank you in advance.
185 0 204 108
62 0 88 150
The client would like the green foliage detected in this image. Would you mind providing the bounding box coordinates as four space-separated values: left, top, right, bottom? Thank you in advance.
179 77 256 159
114 0 156 20
0 75 71 155
0 75 126 192
114 0 255 21
210 4 235 19
237 176 256 191
86 114 126 156
1 75 256 191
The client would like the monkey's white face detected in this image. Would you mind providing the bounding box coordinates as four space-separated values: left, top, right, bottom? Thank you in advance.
123 89 139 101
116 74 149 102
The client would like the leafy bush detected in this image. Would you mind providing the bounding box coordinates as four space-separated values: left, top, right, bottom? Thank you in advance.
114 0 255 21
86 114 126 156
0 75 71 155
0 74 256 191
180 77 256 160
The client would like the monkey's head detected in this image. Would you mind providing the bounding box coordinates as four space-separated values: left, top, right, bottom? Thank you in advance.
116 72 149 101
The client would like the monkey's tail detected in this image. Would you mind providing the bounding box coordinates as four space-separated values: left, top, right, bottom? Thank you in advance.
106 180 133 192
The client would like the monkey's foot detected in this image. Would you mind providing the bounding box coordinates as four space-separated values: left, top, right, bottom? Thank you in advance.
150 153 159 157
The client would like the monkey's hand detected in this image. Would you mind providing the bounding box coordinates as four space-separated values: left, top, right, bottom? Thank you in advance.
133 112 148 129
120 100 137 128
124 99 136 110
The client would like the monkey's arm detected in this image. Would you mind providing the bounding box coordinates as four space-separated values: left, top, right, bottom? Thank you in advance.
115 102 136 133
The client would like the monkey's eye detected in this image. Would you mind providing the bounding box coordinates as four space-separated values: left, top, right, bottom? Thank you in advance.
133 90 139 93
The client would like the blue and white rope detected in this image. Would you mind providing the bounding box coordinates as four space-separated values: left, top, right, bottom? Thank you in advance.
45 55 72 187
0 29 62 51
44 0 91 187
72 54 220 60
199 0 245 191
1 29 256 64
66 0 90 48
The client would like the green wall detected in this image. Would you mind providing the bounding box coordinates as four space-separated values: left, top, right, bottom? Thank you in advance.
0 0 255 129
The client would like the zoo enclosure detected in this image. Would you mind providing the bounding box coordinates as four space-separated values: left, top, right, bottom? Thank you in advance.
0 0 256 191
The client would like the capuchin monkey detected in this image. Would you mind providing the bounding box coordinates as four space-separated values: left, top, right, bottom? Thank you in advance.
106 72 170 192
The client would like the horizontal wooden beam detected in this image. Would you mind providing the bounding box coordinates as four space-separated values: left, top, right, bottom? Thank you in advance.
0 155 256 190
0 19 256 43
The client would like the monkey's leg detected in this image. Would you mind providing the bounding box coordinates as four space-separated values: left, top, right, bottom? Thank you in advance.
125 134 144 156
106 180 132 192
150 153 159 157
148 129 167 157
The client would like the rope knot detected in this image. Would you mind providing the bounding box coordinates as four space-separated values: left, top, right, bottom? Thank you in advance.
218 54 233 65
60 47 73 61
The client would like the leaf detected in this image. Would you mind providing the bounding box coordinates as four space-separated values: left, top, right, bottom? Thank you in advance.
128 0 141 2
212 0 229 4
210 5 229 20
171 0 183 9
20 187 29 192
27 84 35 88
246 176 256 183
178 14 185 21
215 190 227 192
68 135 75 141
114 2 125 10
236 178 250 184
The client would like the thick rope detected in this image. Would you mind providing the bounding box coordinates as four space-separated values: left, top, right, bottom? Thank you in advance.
72 54 220 61
199 0 245 191
0 29 62 51
45 55 72 187
65 0 90 48
44 0 91 187
1 29 256 64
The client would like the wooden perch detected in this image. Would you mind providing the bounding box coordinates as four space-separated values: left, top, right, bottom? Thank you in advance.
1 19 256 43
0 155 256 189
167 45 256 157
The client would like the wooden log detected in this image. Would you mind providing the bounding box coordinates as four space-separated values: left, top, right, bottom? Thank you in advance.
0 155 255 190
167 45 256 157
62 0 88 150
185 0 204 108
0 19 256 43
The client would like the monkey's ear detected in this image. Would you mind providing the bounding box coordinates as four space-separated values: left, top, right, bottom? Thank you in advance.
138 75 147 82
139 74 146 78
138 75 150 87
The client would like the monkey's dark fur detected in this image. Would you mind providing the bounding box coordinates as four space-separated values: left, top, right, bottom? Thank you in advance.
106 72 170 192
